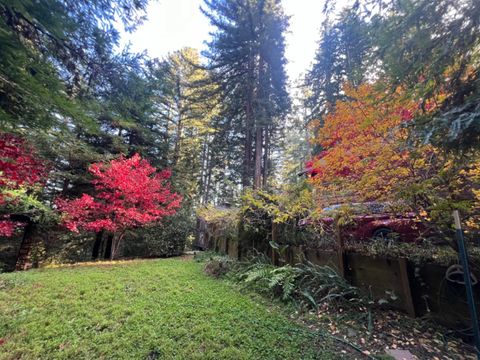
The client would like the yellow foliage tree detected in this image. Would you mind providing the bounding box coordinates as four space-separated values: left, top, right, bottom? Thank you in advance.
309 83 480 234
309 83 437 201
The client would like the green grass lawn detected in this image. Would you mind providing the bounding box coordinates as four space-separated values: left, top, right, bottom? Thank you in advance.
0 258 335 359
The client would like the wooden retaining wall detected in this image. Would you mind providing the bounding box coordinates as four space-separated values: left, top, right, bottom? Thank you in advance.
198 221 479 327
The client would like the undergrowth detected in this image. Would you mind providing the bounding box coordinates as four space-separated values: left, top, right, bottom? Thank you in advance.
202 254 365 311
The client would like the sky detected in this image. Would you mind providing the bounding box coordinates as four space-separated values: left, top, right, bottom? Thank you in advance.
121 0 348 82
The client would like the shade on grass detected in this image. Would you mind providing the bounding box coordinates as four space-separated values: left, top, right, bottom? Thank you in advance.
0 258 334 359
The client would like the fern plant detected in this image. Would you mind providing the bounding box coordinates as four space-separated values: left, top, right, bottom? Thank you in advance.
295 262 362 309
202 253 365 310
228 256 365 309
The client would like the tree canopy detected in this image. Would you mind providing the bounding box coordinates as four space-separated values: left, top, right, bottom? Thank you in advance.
0 0 479 268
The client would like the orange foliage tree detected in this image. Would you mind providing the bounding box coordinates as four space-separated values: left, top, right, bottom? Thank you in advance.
308 83 437 203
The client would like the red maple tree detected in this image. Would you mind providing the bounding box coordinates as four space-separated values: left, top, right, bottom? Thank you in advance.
56 153 182 259
0 133 48 237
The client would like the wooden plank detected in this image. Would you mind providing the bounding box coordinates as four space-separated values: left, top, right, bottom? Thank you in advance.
347 254 406 311
398 258 416 317
305 249 340 271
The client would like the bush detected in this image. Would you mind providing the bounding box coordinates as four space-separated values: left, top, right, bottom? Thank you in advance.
294 262 362 309
239 184 338 254
203 255 235 278
124 208 193 258
226 255 364 310
40 231 94 266
193 250 217 262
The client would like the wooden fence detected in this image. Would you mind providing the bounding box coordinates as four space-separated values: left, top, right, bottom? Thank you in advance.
197 219 479 328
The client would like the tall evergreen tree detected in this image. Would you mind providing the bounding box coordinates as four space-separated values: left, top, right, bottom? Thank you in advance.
152 48 218 205
0 0 154 265
202 0 290 192
304 4 371 129
0 0 148 131
367 0 480 150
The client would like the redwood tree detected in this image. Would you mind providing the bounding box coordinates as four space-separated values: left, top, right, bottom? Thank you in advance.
57 154 182 259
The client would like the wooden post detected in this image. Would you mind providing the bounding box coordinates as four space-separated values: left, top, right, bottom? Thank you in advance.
398 257 416 317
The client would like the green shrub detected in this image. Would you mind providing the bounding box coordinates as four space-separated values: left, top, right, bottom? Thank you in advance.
228 256 364 310
193 250 218 262
203 255 235 278
43 232 95 265
294 262 362 309
124 209 192 258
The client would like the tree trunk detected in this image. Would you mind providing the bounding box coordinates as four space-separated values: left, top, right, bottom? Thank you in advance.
254 126 263 189
255 52 267 189
204 153 213 204
110 235 119 260
15 221 39 271
262 127 269 188
172 118 183 168
110 232 125 260
61 178 70 195
243 48 255 188
104 234 113 259
172 77 183 168
244 121 252 188
91 231 104 260
199 136 208 204
244 98 254 187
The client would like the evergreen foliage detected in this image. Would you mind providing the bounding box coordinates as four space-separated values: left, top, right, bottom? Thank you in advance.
1 0 479 267
202 0 290 189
